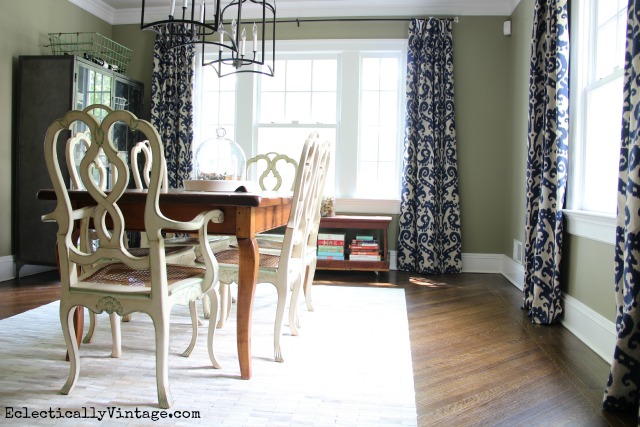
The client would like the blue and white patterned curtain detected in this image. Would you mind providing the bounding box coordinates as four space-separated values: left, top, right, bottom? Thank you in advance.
522 0 569 325
150 27 196 188
603 0 640 420
397 18 462 275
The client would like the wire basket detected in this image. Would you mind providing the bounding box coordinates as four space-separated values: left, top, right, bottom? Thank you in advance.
47 32 132 74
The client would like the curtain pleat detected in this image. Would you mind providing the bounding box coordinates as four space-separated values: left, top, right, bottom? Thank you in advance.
603 1 640 421
522 0 569 325
396 18 462 275
150 27 195 189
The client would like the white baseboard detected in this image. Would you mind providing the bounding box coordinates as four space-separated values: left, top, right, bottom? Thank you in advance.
561 293 615 364
389 250 397 270
462 253 504 273
0 255 56 282
460 252 615 364
502 255 525 290
0 256 14 282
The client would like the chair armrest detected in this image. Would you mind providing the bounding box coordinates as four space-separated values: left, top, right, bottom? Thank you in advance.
155 210 225 234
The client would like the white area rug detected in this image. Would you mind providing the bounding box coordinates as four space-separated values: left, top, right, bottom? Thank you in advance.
0 285 416 426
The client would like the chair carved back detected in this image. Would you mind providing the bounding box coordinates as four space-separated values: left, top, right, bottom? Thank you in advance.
131 140 169 191
44 105 218 291
66 130 108 190
279 133 322 271
246 152 299 191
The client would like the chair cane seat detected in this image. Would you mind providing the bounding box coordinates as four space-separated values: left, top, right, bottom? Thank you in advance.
83 263 206 288
256 239 284 250
214 249 280 269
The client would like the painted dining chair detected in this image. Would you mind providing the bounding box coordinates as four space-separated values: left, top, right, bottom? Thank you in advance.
43 106 223 408
209 135 327 363
199 148 302 322
240 132 327 314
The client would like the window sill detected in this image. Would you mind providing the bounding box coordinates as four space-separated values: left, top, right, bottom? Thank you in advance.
563 209 616 245
336 198 400 215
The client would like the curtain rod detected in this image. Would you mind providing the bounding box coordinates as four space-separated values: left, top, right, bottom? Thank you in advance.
276 17 459 26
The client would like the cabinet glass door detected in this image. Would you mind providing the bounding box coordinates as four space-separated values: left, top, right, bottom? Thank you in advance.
76 64 112 118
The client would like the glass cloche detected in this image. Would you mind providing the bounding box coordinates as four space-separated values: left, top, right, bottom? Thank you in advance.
185 128 250 191
194 128 246 181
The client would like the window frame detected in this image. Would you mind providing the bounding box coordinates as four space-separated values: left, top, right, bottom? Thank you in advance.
195 39 406 213
565 0 623 244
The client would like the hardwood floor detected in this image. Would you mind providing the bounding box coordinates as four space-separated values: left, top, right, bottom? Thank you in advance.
1 269 636 426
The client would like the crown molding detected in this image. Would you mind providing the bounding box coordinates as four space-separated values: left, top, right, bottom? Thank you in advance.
507 0 523 15
71 0 519 26
68 0 116 25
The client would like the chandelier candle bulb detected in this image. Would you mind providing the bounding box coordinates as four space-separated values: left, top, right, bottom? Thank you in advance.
219 24 224 51
252 23 258 52
182 0 188 9
241 28 246 56
200 0 205 23
170 0 175 17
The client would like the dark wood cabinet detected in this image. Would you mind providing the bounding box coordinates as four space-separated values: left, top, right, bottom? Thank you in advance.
13 55 144 275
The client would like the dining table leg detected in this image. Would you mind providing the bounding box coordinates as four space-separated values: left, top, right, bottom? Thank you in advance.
235 236 259 380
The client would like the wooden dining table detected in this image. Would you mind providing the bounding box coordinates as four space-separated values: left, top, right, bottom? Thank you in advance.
38 187 293 380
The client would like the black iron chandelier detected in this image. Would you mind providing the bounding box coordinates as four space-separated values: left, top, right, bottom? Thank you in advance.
141 0 276 77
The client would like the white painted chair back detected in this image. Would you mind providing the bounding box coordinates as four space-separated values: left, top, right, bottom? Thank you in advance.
131 140 168 191
246 152 299 191
66 130 107 190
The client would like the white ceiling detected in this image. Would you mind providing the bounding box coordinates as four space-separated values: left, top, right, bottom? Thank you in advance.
70 0 522 25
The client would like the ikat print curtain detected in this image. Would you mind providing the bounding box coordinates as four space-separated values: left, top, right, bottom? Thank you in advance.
397 18 462 275
603 0 640 419
151 27 196 188
522 0 569 325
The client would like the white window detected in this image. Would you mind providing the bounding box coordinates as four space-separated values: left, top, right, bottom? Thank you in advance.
193 66 237 149
568 0 627 215
257 55 339 194
194 39 407 206
358 55 402 198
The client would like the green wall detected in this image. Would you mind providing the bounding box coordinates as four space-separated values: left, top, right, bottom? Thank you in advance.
454 17 512 253
0 0 112 258
505 0 531 257
112 25 156 120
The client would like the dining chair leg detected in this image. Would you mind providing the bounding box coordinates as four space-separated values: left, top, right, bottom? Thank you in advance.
83 310 96 343
202 293 211 319
60 303 80 396
217 283 230 329
289 275 303 336
304 262 316 312
109 312 122 358
273 283 287 363
154 309 173 409
182 301 199 357
206 288 222 369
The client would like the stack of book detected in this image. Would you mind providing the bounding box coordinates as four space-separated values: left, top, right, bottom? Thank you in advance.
349 235 381 261
317 232 345 260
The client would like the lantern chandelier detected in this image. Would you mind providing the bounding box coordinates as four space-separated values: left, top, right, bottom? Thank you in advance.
141 0 276 77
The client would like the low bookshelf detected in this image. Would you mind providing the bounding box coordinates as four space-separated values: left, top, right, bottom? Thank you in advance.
316 215 391 272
